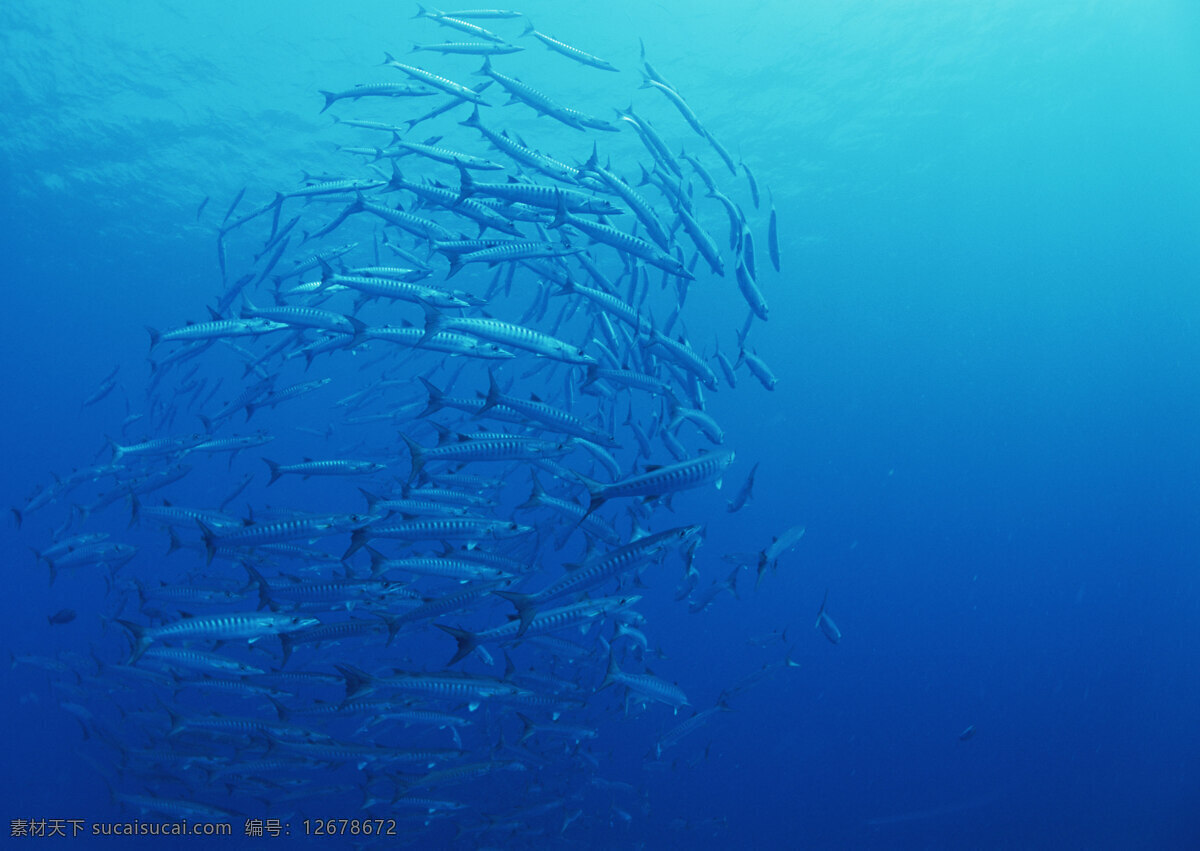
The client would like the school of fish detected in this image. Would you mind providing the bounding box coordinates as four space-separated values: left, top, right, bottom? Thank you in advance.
11 6 835 844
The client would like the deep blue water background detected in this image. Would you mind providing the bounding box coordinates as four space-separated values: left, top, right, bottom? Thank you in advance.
3 0 1199 847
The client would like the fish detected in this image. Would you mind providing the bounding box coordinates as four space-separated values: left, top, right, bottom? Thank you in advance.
600 650 689 710
115 612 321 663
11 5 801 838
262 458 386 486
768 188 781 272
318 82 436 113
743 522 805 588
383 54 492 104
575 448 735 515
726 461 758 513
521 22 619 72
815 589 842 644
411 40 524 56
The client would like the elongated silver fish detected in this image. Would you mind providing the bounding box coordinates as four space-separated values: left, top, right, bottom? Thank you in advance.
116 612 319 662
576 448 735 515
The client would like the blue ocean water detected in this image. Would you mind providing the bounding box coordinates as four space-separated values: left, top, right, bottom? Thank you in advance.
3 0 1199 847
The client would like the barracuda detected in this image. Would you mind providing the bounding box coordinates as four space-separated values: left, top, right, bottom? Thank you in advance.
437 595 639 664
442 239 585 278
116 612 320 662
519 23 618 71
146 317 288 350
418 303 595 364
473 57 585 130
459 107 581 182
197 514 375 564
575 448 734 516
413 6 509 42
600 651 690 710
337 664 529 704
384 54 492 104
411 40 524 55
457 164 620 214
496 526 700 632
481 369 616 444
318 84 435 113
262 458 385 486
550 199 694 280
345 514 529 558
374 136 505 170
402 431 573 483
364 323 515 359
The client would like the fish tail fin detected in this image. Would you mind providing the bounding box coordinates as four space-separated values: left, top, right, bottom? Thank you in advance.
520 20 535 37
358 488 382 513
263 458 282 486
515 474 544 511
197 519 217 565
582 141 600 173
417 377 444 418
726 565 741 600
346 315 368 345
815 588 829 628
473 56 493 78
342 527 369 561
365 545 388 576
492 590 537 636
459 105 482 129
572 471 606 517
599 650 621 691
401 434 426 484
518 712 536 743
244 564 273 611
434 624 478 666
165 527 183 556
278 634 294 668
455 163 475 204
318 91 338 113
549 190 569 230
335 663 374 701
479 368 503 413
416 300 447 346
145 326 161 350
115 619 150 664
375 612 401 647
